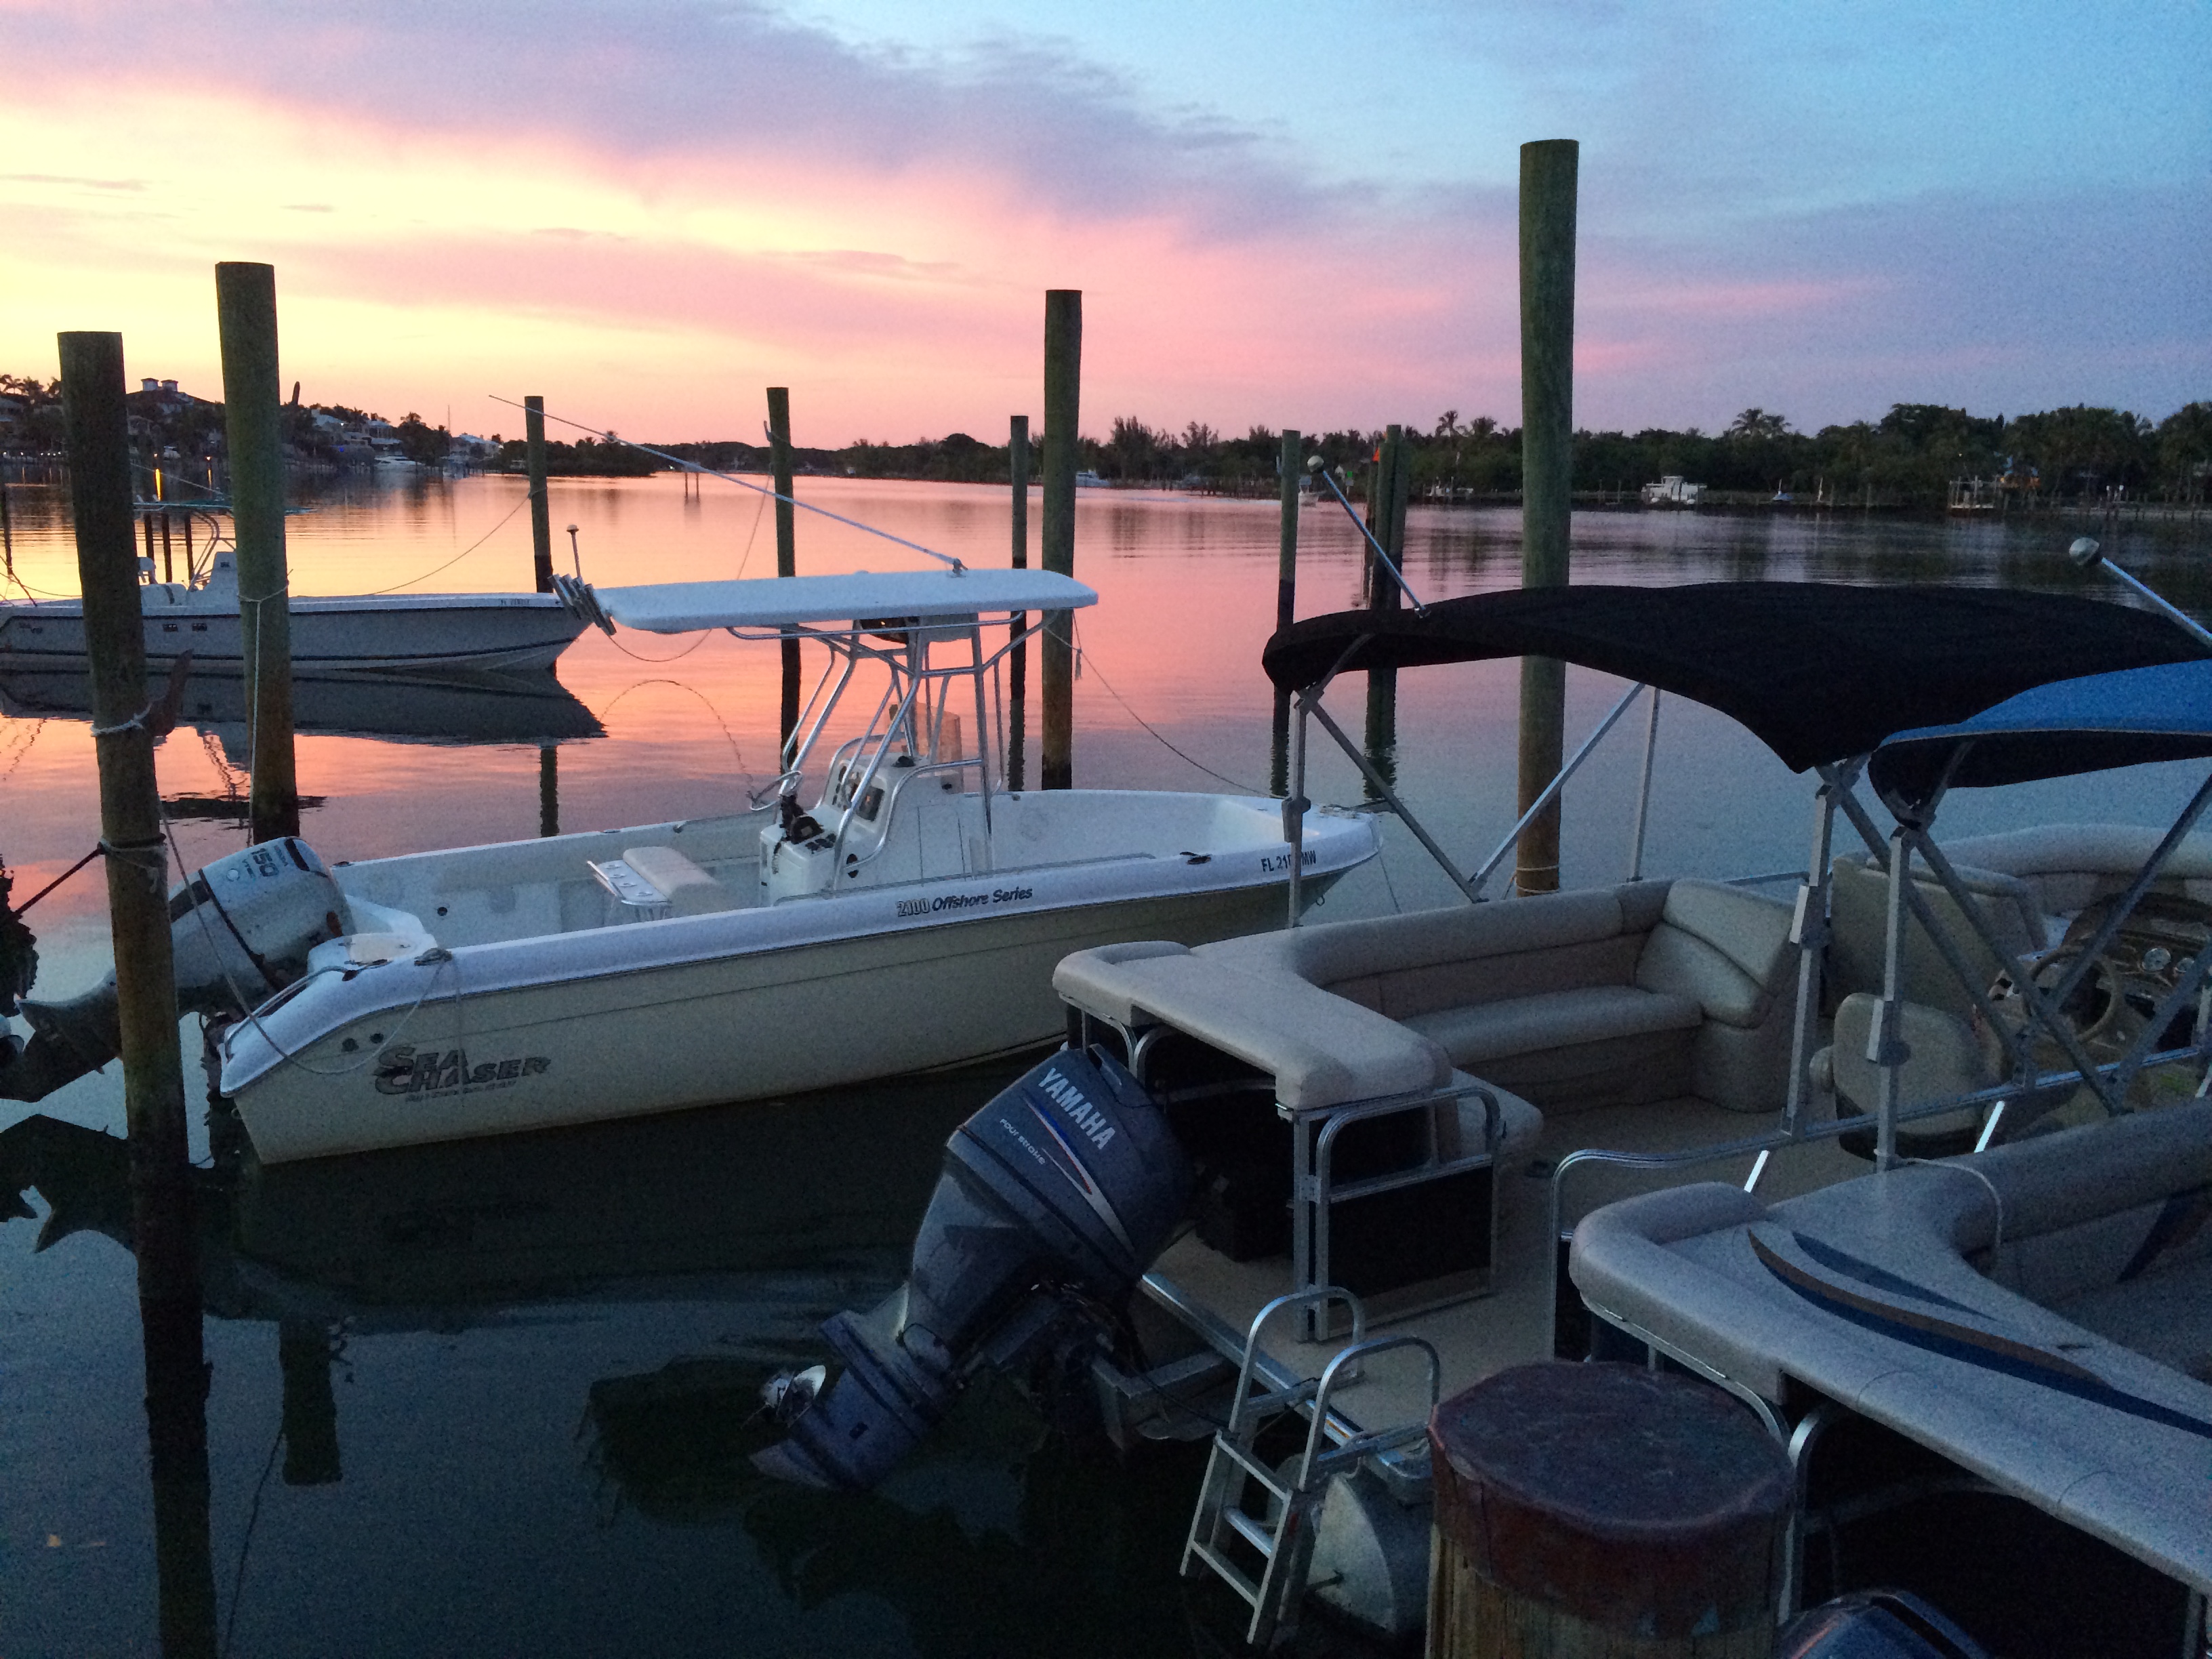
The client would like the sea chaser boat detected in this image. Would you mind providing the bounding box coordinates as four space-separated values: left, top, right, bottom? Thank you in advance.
0 545 585 673
0 567 1377 1160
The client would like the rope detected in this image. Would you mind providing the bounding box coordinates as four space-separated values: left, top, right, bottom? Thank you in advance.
361 491 529 594
219 1416 285 1659
1056 618 1265 796
7 844 104 916
488 396 967 573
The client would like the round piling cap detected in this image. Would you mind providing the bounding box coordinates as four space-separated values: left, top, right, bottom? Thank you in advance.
1429 1361 1792 1639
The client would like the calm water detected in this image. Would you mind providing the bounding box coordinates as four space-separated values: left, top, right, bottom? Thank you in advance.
2 474 2207 1655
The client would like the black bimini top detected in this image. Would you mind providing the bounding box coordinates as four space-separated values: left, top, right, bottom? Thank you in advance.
1261 582 2211 773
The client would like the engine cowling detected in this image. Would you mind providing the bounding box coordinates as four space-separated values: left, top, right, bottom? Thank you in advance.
758 1045 1193 1490
1 838 351 1101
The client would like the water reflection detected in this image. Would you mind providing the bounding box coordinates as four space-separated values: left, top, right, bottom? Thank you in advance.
1 1052 1307 1655
0 665 602 750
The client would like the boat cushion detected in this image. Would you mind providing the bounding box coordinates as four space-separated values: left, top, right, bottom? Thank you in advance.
1942 822 2212 914
1052 943 1450 1109
1633 879 1794 1029
621 845 737 918
1400 985 1701 1066
1198 884 1668 1015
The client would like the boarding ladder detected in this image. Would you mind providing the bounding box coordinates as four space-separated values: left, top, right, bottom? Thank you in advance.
1180 1288 1440 1648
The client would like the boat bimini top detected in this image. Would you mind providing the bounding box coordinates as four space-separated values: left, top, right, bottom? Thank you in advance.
1263 579 2212 1171
1262 581 2207 772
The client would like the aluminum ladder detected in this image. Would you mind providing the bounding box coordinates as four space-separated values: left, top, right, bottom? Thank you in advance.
1180 1287 1440 1648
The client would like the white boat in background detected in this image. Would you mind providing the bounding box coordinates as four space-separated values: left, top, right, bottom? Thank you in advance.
0 567 1378 1159
0 548 585 673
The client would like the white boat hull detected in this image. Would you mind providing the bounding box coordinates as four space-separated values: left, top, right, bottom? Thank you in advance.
0 590 586 672
220 796 1376 1162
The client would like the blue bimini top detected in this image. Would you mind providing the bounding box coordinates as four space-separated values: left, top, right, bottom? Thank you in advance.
1870 659 2212 813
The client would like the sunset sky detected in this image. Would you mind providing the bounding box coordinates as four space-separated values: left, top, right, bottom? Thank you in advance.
3 1 2205 447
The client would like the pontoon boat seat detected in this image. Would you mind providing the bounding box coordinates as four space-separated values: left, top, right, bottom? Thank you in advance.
617 845 737 919
1811 991 2001 1148
1826 825 2212 1023
1050 939 1544 1166
1191 878 1800 1114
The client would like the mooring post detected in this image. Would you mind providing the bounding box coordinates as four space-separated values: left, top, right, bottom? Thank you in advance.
216 262 299 845
539 745 559 838
1008 413 1031 792
277 1319 342 1485
1364 424 1410 795
1428 1363 1790 1658
1040 290 1082 791
1270 427 1302 796
768 386 800 753
58 329 218 1658
1515 140 1578 897
525 395 554 593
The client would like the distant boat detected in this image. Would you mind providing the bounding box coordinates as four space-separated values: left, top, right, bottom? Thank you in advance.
0 548 586 673
1640 474 1704 508
1073 470 1109 488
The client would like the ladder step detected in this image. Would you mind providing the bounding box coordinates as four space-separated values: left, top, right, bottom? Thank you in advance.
1222 1507 1278 1559
1211 1439 1290 1495
1187 1541 1263 1607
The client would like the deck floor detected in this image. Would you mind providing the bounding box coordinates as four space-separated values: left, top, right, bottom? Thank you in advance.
1141 1094 1868 1437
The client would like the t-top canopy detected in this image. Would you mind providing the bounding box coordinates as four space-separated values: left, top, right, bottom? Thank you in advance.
595 569 1097 634
1262 582 2210 772
1869 659 2212 811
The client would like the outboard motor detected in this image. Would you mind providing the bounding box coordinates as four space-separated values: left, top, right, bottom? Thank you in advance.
759 1046 1191 1490
1 838 351 1101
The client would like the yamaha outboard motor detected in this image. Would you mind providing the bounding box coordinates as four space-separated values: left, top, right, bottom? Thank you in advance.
759 1046 1191 1490
0 838 352 1101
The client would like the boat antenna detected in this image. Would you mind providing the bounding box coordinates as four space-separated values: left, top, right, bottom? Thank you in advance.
565 523 581 579
1308 453 1427 616
2069 537 2212 651
488 396 965 573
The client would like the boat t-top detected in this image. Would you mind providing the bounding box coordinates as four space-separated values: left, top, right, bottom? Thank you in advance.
1 565 1378 1160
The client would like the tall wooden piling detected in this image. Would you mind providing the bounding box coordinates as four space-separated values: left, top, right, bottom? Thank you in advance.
59 329 218 1658
1515 140 1578 897
525 395 554 593
1008 413 1031 792
1364 425 1412 794
1039 290 1082 791
768 386 800 752
1270 428 1302 795
1428 1364 1790 1658
539 745 559 838
215 262 299 845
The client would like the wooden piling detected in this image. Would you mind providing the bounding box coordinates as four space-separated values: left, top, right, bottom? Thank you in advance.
1427 1363 1790 1658
525 395 554 593
1515 140 1578 897
1008 413 1031 792
1364 426 1411 794
215 262 299 845
58 329 218 1658
1270 428 1301 795
539 745 559 838
768 386 800 752
1040 291 1082 790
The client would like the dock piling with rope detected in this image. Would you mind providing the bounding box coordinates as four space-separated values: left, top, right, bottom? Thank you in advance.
1516 140 1578 897
215 260 299 845
1040 290 1081 791
58 325 220 1656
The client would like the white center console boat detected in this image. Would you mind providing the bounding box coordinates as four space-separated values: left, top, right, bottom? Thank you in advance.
1 567 1377 1160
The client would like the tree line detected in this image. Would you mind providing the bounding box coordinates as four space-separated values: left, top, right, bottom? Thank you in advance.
10 369 2207 507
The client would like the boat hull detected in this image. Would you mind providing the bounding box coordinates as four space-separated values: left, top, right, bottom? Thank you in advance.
0 592 586 672
227 880 1313 1162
